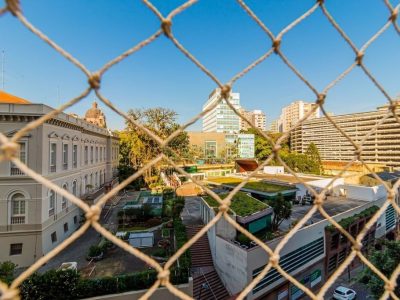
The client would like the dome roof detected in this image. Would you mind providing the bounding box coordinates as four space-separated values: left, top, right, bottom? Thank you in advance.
85 101 103 118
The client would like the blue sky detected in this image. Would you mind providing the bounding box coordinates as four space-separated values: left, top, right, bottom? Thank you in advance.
0 0 399 130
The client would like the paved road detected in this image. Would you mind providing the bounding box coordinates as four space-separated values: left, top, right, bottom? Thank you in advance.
326 265 373 299
39 194 127 272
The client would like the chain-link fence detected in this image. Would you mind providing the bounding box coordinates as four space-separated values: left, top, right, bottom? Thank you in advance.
0 0 400 299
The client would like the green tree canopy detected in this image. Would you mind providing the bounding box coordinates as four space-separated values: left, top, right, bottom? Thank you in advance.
358 240 400 298
119 108 189 174
267 193 292 231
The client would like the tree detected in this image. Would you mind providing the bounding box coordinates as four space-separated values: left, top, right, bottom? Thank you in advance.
267 193 292 231
358 240 400 298
305 142 323 175
119 108 189 180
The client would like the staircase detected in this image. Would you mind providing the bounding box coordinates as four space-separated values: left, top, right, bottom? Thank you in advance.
187 225 230 300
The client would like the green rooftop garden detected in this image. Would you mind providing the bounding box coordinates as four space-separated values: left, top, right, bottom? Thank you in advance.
326 205 380 232
207 177 293 193
203 192 269 217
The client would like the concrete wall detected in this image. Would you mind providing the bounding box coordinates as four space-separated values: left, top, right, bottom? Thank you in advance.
215 236 248 295
296 178 344 199
333 184 386 201
263 166 284 175
85 278 193 300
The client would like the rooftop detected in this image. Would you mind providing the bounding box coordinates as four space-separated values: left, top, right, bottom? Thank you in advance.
281 196 369 231
0 90 30 104
207 176 294 193
203 191 269 217
254 173 320 184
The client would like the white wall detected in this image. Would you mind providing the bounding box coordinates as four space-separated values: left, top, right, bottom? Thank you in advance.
296 178 344 199
333 184 386 201
263 166 284 175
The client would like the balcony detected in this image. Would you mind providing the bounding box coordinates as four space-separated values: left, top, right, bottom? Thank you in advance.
50 165 56 173
63 163 68 170
10 167 24 176
11 216 25 224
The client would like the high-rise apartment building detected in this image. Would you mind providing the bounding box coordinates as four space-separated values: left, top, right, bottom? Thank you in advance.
278 100 320 132
269 119 279 133
203 88 241 133
291 103 400 167
239 109 267 131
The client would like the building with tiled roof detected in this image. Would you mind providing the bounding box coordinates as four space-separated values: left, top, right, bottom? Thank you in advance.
0 90 31 104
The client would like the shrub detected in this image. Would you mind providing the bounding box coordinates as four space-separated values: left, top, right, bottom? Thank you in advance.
236 233 251 245
87 245 102 258
152 248 167 258
20 270 80 300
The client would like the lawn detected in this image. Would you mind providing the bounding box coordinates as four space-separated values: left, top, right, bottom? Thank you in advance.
203 192 268 217
207 177 292 193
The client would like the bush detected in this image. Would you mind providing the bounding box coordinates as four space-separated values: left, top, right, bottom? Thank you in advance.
20 270 80 300
87 245 102 258
152 248 167 258
236 233 251 245
173 218 191 269
0 261 17 284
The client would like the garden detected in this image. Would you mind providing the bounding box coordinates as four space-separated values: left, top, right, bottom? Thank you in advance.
207 176 293 193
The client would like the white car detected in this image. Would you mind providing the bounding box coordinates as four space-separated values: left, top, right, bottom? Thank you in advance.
333 286 357 300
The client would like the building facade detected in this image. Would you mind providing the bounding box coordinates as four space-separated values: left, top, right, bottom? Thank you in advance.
203 88 241 133
0 101 119 267
291 104 400 168
240 109 267 131
278 100 320 133
188 132 255 160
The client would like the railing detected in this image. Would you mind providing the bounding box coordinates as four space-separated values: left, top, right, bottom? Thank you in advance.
63 163 68 170
50 165 56 173
49 208 55 217
10 167 24 176
11 216 25 224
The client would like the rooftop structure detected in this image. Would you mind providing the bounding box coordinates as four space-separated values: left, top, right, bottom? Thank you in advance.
0 90 31 104
84 101 107 128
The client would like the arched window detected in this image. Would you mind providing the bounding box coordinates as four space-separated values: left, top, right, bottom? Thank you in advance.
49 190 56 217
62 184 68 210
72 180 77 197
11 192 26 224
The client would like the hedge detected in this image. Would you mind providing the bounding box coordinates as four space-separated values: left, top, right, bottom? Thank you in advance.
326 205 379 232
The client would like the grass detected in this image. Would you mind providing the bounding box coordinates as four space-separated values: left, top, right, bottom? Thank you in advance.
203 192 268 217
207 177 292 193
118 226 147 232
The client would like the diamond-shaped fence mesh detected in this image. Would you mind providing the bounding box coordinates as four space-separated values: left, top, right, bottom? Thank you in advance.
0 0 399 299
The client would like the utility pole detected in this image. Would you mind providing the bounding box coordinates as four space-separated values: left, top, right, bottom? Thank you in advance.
1 50 5 90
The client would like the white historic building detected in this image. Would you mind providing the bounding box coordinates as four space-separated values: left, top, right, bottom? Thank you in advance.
0 93 119 267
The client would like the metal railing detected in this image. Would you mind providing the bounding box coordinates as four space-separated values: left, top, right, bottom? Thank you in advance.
0 1 399 300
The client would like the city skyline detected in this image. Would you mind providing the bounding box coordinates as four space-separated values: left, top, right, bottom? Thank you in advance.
0 0 399 131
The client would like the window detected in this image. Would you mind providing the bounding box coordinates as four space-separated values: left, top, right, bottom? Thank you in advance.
51 232 57 243
72 180 77 197
74 216 78 224
63 222 69 233
11 193 26 224
95 146 98 162
63 144 68 170
49 190 56 216
62 184 68 210
90 146 93 163
10 243 23 256
84 146 88 165
73 144 78 168
100 147 103 162
10 141 27 175
50 142 57 172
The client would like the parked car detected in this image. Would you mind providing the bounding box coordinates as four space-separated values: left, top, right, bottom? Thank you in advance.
333 286 357 300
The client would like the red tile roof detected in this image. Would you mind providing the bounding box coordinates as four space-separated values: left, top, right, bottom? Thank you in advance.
0 91 31 104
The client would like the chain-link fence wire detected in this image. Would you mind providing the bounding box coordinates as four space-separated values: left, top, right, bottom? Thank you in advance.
0 0 399 299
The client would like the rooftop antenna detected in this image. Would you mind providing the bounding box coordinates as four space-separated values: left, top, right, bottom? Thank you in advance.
1 50 4 90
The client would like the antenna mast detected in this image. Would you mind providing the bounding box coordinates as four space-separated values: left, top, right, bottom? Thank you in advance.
1 50 4 90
